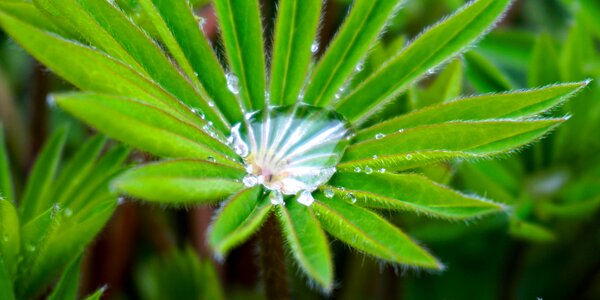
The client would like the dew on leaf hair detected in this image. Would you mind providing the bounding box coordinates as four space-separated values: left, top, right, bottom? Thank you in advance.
347 193 357 204
375 133 385 140
355 61 365 72
297 191 315 206
324 188 335 199
405 153 413 160
207 156 216 162
269 190 284 205
354 166 362 173
226 73 240 94
364 166 373 174
378 168 386 174
243 175 258 187
311 41 319 54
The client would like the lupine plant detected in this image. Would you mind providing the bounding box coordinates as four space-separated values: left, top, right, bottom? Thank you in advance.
0 0 589 297
0 128 128 299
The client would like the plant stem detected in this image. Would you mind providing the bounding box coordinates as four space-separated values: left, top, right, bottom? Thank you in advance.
258 214 290 300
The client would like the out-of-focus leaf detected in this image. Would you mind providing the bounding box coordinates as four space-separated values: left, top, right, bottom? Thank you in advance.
0 127 14 203
342 119 565 171
458 161 518 204
326 172 505 219
477 29 535 69
355 82 585 142
336 0 513 124
19 127 67 223
508 219 555 243
410 59 463 109
581 0 600 38
0 259 15 300
305 0 402 106
313 196 442 269
213 0 266 110
55 93 238 167
464 51 515 93
0 199 19 276
276 200 333 291
48 256 82 300
209 187 270 257
138 0 244 124
0 0 70 36
114 160 245 204
270 0 323 106
528 33 561 87
540 197 600 219
83 286 106 300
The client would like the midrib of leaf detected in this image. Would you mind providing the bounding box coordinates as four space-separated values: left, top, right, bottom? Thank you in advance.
312 2 378 106
336 0 503 124
314 201 398 259
222 0 257 111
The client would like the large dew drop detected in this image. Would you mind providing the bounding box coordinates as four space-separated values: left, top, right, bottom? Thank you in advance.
229 104 352 205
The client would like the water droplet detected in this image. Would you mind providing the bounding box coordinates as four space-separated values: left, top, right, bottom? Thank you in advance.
355 62 365 72
372 155 378 160
118 196 126 206
354 166 362 173
297 190 315 206
311 41 319 54
364 166 373 174
229 124 249 157
347 193 357 204
208 101 215 107
427 68 435 75
26 243 36 252
2 233 8 242
243 175 258 187
375 133 385 140
335 93 341 99
64 208 73 217
269 190 284 205
378 168 386 173
46 95 56 108
207 156 216 162
405 154 413 160
324 189 335 198
226 73 240 94
398 129 404 133
197 16 206 29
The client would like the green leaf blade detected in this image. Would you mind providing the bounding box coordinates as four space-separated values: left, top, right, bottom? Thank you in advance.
313 196 442 269
214 0 267 110
0 127 14 203
270 0 323 106
0 199 19 277
114 160 245 204
276 200 333 291
327 172 505 220
209 187 270 257
48 256 82 300
336 0 513 123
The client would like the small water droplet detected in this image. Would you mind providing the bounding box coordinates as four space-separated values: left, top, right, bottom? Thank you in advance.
347 193 357 204
355 61 365 72
335 93 341 99
118 196 126 206
226 73 240 94
372 155 378 160
378 168 386 174
46 95 56 108
324 189 335 199
64 208 73 217
405 153 413 160
208 101 215 107
354 166 362 173
364 166 373 174
269 190 284 205
375 133 385 140
207 156 216 162
197 16 206 29
194 72 199 77
311 41 319 54
229 124 250 157
297 190 315 206
398 129 404 133
427 68 435 75
26 243 36 252
243 175 258 187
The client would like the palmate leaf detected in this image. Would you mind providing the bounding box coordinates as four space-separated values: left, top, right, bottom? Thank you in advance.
336 0 513 124
355 82 587 143
213 0 266 111
270 0 322 106
325 172 505 220
276 200 333 291
341 119 565 171
209 187 271 257
313 196 442 270
304 0 402 106
114 160 245 204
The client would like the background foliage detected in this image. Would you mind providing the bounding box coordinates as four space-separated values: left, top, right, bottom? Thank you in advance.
0 0 599 299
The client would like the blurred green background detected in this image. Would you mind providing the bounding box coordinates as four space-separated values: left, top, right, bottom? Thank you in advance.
1 0 599 299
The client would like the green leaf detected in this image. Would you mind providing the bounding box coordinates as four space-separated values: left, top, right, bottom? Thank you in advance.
355 82 586 143
276 200 333 291
336 0 513 124
55 93 239 168
0 259 15 300
138 0 244 124
83 286 106 300
48 256 82 300
304 0 401 106
209 187 271 257
19 127 67 223
581 0 600 39
313 196 442 269
341 119 564 171
0 0 70 36
35 0 229 131
477 29 535 69
410 59 463 109
458 161 518 204
326 172 505 219
540 197 600 219
114 159 245 204
528 33 561 87
270 0 323 106
508 219 555 243
0 10 199 125
0 199 19 277
213 0 266 110
0 127 14 203
464 51 515 93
